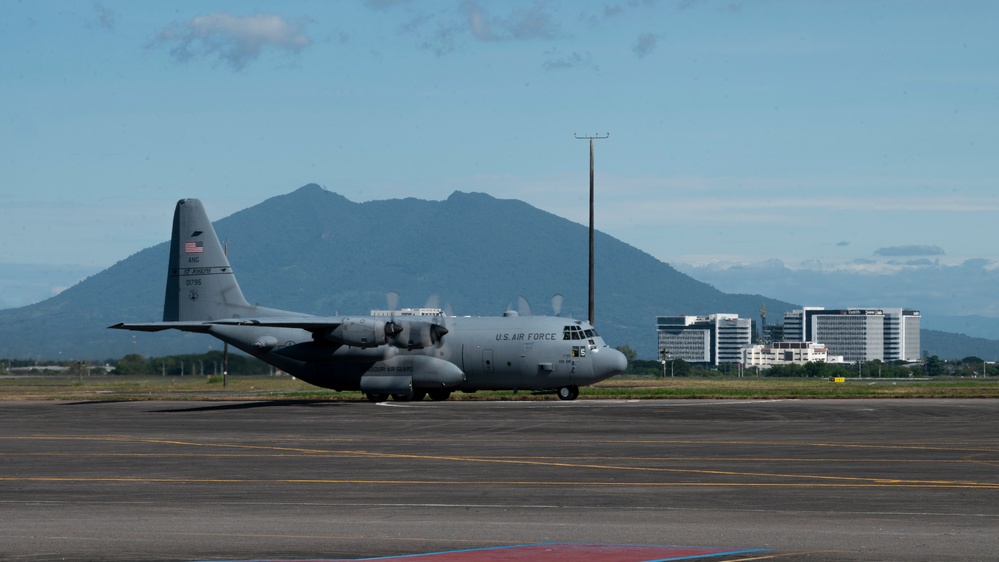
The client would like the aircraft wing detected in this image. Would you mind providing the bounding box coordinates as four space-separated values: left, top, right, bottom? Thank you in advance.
206 317 339 332
108 321 214 333
109 317 338 334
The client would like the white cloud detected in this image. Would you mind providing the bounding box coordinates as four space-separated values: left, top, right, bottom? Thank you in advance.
152 13 312 71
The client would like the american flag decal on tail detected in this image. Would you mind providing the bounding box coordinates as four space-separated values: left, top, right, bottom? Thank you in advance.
185 241 203 254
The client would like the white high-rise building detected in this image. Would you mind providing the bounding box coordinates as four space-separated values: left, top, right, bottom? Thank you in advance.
783 307 920 363
656 314 753 365
883 308 921 361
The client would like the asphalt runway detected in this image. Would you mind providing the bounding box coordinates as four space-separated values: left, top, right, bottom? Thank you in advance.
2 398 997 561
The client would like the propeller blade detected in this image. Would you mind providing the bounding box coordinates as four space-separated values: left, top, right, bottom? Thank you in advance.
551 294 564 317
424 293 440 310
517 296 532 316
386 291 399 311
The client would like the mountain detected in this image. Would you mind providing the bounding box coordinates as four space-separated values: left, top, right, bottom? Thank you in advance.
920 330 999 361
0 184 793 361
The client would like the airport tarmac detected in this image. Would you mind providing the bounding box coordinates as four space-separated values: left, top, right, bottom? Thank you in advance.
1 398 997 561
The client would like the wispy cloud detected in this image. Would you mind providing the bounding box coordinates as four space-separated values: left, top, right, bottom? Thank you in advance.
93 2 116 31
416 20 464 56
633 32 660 58
389 1 561 56
364 0 416 9
875 245 945 257
542 49 597 71
461 1 560 41
150 13 312 71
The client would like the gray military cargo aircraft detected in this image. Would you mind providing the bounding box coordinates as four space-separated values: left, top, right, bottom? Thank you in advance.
110 198 627 401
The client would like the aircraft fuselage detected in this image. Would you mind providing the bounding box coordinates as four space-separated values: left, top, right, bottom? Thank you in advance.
208 313 623 397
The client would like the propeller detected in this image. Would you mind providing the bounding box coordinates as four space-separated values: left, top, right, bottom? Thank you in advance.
425 293 449 347
381 291 449 349
517 296 533 316
424 293 440 310
384 291 402 341
386 291 400 311
551 294 563 317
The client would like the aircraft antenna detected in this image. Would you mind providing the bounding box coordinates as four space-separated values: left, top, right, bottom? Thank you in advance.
574 132 609 326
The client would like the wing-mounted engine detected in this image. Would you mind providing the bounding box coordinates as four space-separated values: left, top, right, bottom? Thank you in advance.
323 317 404 348
389 319 449 350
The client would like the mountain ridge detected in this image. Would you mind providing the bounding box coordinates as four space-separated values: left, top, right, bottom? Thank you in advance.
0 185 988 361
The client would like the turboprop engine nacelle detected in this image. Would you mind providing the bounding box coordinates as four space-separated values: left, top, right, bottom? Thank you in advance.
389 320 449 350
324 317 403 348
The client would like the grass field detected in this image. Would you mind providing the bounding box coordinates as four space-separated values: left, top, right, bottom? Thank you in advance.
2 374 997 401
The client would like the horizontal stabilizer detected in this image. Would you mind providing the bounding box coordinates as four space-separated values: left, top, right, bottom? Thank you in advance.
108 321 213 333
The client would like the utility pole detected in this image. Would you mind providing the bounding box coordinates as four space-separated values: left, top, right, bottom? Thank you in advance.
574 132 609 326
223 240 230 388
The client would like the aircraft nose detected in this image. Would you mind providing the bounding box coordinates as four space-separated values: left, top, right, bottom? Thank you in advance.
592 346 627 381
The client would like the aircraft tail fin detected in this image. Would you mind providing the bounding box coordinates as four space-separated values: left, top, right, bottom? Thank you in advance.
163 199 253 322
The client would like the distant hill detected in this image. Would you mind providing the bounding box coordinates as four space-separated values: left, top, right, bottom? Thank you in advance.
920 330 999 361
0 184 794 360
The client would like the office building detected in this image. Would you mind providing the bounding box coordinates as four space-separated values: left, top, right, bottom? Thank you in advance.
742 341 845 369
783 307 920 362
656 314 753 365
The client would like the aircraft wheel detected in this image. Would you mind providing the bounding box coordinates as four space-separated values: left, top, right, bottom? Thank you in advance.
366 393 389 403
427 389 451 401
557 385 579 401
412 390 427 401
391 391 414 402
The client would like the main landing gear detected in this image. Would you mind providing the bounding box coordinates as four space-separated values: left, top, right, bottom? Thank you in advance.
557 385 579 401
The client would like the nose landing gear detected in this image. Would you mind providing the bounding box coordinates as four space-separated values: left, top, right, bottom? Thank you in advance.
557 385 579 400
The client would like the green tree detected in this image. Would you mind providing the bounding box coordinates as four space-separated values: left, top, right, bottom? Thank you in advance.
671 358 691 377
803 361 824 378
113 354 149 375
616 345 638 366
924 355 946 377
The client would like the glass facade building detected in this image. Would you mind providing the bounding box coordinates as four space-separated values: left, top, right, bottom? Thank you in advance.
656 314 753 365
783 307 920 363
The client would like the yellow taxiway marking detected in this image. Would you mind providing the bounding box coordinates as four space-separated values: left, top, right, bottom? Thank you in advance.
4 435 998 489
2 476 999 489
4 452 997 469
5 434 998 453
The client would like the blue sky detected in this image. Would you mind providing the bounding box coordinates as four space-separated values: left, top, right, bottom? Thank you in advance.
2 1 998 308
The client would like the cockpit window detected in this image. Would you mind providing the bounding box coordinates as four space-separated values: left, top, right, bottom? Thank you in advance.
584 329 595 338
563 325 586 340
